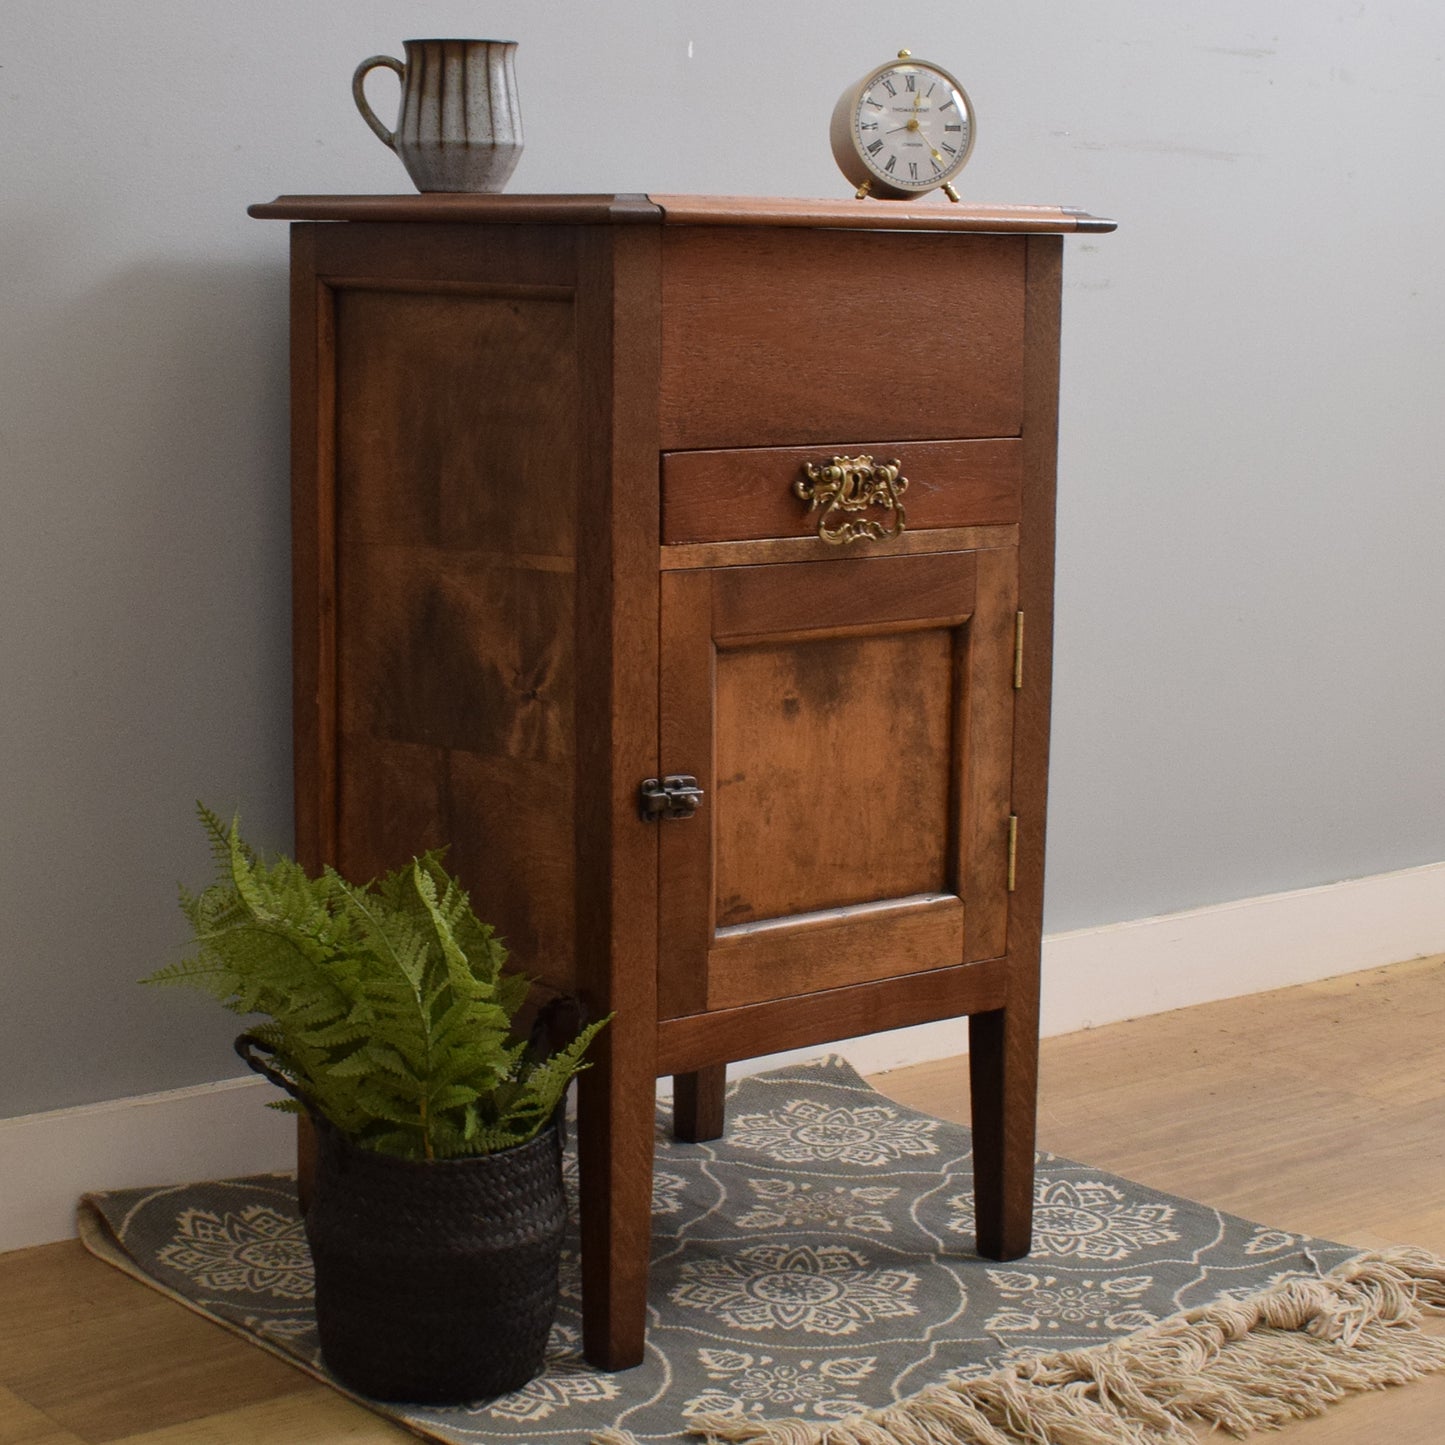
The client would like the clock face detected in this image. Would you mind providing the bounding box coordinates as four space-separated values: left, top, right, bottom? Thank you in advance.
849 61 974 193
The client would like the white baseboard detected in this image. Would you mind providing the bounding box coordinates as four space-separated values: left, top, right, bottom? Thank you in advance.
4 861 1441 1254
1033 859 1444 1036
740 859 1445 1081
0 1076 293 1255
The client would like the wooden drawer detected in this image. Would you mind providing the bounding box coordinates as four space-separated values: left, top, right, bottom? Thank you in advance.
661 438 1021 546
659 227 1027 451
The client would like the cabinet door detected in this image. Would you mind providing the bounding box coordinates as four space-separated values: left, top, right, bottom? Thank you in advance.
658 547 1017 1019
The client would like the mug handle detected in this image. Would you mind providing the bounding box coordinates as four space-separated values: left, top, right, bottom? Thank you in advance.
352 54 405 149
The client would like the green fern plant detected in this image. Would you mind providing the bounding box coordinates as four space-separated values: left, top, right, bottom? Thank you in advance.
143 806 606 1160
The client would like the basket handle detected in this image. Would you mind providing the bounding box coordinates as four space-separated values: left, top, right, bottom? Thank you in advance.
234 1032 315 1113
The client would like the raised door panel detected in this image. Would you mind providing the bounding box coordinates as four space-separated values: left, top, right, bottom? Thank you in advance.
657 547 1017 1019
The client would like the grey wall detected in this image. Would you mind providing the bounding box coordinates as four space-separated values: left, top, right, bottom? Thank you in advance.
4 1 1442 1118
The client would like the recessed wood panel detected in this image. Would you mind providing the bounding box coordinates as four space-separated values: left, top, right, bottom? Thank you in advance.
334 734 450 883
333 737 576 988
660 228 1026 450
331 285 580 986
713 630 954 924
446 750 577 981
662 439 1022 545
336 289 578 555
338 546 575 759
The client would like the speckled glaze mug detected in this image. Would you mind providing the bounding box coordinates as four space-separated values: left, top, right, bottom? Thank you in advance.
352 39 523 193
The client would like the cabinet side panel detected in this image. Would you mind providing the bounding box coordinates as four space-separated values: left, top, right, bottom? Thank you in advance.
330 286 580 990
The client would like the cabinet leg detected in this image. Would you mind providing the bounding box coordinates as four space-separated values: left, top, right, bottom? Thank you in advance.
672 1064 727 1142
576 1034 655 1370
968 1006 1038 1260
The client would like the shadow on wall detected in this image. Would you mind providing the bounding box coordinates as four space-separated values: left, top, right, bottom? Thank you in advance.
0 255 297 1116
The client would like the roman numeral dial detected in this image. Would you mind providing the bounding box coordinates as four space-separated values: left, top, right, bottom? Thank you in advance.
829 52 976 201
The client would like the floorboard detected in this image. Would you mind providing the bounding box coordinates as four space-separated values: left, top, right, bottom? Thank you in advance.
872 954 1445 1443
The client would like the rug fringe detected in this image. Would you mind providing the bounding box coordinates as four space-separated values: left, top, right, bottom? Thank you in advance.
661 1248 1445 1445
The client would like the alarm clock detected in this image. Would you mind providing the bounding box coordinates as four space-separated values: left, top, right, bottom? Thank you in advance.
830 50 977 201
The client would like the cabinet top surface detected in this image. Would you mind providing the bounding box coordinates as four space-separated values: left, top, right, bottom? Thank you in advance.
247 192 1116 233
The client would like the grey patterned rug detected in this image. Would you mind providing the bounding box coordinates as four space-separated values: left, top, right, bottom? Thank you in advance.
78 1057 1445 1444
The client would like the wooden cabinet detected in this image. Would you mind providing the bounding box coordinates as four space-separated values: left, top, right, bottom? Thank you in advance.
250 191 1113 1370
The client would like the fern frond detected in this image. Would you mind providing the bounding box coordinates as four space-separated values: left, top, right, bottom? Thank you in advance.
195 802 241 873
508 1014 612 1122
363 1128 424 1156
146 810 606 1159
427 1088 484 1121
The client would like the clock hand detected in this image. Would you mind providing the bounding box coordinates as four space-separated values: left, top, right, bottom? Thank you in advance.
887 118 947 165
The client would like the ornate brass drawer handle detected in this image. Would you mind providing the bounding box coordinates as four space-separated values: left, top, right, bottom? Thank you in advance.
795 454 908 545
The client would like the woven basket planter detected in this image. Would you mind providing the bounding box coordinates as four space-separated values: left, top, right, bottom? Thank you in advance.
308 1116 566 1402
237 1035 567 1403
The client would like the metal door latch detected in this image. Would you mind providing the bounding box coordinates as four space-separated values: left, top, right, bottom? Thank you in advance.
639 774 705 821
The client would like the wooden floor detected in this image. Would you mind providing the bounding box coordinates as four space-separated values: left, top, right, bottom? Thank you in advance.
1 955 1441 1444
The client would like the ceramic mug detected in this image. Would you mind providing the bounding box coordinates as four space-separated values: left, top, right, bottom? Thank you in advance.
352 39 523 193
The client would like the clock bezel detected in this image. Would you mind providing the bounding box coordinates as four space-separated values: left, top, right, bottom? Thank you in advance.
829 54 977 200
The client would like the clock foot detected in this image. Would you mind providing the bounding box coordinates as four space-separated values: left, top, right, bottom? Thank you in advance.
943 183 961 203
854 179 873 200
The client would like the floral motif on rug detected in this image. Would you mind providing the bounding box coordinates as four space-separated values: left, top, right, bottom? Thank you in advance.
78 1056 1444 1444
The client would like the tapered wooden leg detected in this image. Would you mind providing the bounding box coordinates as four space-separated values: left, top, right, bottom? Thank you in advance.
672 1063 727 1142
968 1005 1039 1260
577 1028 656 1370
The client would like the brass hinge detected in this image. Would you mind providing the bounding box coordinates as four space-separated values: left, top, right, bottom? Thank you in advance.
1013 612 1025 690
1007 815 1019 892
